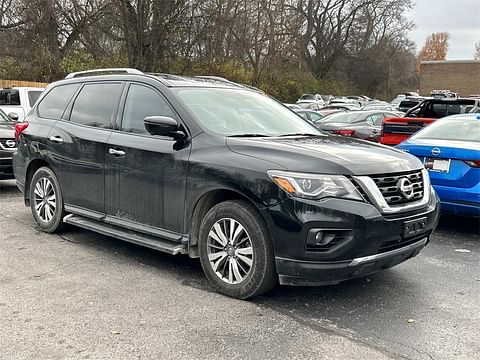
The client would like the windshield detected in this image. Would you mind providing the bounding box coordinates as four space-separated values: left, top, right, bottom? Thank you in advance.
299 94 314 100
175 88 320 136
320 112 363 124
411 118 480 142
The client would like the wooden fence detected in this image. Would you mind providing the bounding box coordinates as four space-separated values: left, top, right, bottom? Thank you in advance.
0 79 48 88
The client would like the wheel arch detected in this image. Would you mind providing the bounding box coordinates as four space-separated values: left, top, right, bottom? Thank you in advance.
187 188 267 257
24 158 55 205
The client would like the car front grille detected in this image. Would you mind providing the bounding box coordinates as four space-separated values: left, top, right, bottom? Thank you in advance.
0 138 17 150
369 170 424 206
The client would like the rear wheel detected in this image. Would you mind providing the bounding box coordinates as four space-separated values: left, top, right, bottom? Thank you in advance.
29 167 65 233
199 200 277 299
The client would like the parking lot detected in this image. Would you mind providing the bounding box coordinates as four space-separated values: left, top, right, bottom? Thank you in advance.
0 179 479 360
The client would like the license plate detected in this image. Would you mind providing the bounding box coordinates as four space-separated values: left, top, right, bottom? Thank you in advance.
424 157 450 173
404 217 427 237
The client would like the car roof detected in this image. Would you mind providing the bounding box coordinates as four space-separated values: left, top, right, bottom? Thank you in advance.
54 70 258 92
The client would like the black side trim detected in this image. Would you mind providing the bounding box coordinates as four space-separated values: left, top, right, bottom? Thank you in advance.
63 214 187 255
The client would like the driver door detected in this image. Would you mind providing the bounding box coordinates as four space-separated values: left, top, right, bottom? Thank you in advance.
104 82 191 238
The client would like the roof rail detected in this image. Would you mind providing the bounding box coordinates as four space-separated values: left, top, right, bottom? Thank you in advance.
65 68 144 79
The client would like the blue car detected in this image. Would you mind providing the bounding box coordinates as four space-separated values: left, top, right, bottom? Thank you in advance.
397 114 480 216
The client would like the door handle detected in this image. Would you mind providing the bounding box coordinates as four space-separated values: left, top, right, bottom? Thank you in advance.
108 148 126 156
49 136 64 143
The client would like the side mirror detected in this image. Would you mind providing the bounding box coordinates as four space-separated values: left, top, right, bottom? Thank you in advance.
144 116 187 139
8 112 19 121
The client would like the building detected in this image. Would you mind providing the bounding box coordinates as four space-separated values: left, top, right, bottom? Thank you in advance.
419 60 480 97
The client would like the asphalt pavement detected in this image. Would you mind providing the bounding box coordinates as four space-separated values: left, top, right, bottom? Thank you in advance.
0 179 479 360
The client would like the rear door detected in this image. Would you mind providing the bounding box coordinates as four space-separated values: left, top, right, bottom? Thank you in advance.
104 82 190 237
48 82 124 216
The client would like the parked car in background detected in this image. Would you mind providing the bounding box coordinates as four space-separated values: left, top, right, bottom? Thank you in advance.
294 109 325 123
381 98 480 145
397 96 425 112
0 108 17 180
315 110 401 142
397 114 480 216
13 68 439 299
430 90 458 99
362 101 396 111
284 103 302 110
0 87 44 122
316 106 349 116
296 93 325 108
326 101 361 111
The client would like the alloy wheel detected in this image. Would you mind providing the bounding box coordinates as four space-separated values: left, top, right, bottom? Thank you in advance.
33 177 57 223
207 218 254 284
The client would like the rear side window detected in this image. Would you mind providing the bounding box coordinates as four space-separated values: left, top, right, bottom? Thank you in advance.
28 91 43 107
38 84 79 119
70 83 123 129
122 84 176 134
0 89 20 105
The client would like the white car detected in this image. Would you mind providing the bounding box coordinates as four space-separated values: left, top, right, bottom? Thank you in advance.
0 87 45 122
296 93 325 108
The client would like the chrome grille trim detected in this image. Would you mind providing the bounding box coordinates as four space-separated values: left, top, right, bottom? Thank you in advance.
0 138 17 151
353 169 431 214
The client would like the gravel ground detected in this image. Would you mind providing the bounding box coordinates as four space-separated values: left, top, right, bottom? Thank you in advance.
0 179 478 360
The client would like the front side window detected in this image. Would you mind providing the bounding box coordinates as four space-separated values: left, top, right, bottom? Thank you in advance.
175 88 319 136
70 83 123 129
122 84 176 134
38 84 80 119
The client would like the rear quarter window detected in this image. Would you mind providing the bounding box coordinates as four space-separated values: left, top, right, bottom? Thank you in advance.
38 84 80 119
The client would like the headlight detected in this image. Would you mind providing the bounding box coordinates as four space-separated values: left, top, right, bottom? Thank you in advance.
267 170 364 201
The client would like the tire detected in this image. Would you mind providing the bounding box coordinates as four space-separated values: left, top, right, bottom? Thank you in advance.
29 167 65 233
198 200 277 299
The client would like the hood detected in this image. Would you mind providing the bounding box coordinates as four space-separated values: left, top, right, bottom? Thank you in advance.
227 135 422 175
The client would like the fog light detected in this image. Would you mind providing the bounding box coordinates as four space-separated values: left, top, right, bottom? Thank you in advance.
315 231 336 245
306 228 354 252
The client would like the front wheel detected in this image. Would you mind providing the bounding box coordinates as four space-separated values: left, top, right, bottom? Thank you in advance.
29 167 65 233
198 200 277 299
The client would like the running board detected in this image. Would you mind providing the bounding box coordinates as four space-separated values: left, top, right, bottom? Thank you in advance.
63 214 187 255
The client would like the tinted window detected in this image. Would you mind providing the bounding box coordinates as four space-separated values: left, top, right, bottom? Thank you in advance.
122 84 176 134
0 89 20 105
38 84 79 119
28 90 43 107
70 83 122 129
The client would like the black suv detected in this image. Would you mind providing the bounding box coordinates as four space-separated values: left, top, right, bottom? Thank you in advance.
13 68 440 299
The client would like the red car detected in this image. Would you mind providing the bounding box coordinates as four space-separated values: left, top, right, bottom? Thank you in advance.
381 98 480 145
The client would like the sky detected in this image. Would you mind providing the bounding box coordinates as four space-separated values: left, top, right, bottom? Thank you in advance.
407 0 480 59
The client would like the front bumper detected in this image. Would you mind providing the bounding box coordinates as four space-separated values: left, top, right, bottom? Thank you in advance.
277 237 427 286
261 186 440 285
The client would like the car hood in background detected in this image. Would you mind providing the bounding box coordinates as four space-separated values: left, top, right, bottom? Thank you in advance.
227 135 421 175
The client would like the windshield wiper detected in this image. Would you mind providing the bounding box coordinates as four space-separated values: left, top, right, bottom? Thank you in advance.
227 134 272 138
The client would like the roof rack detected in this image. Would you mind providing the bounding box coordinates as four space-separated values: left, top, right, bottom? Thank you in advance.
65 68 144 79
